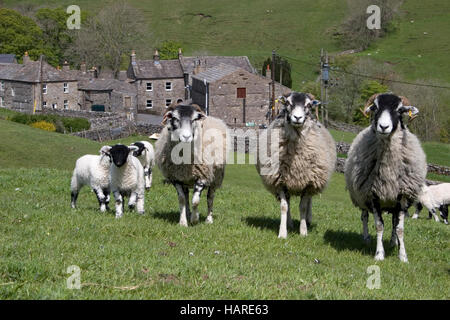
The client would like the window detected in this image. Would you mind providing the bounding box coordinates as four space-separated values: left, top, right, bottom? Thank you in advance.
165 82 172 91
52 103 57 109
146 100 153 108
0 81 4 91
124 96 131 108
165 99 172 107
237 87 246 98
11 87 15 97
146 82 153 91
63 83 69 93
42 101 47 108
64 100 68 110
43 84 47 94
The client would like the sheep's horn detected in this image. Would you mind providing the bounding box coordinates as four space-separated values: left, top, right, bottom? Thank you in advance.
399 96 411 107
306 93 316 100
363 93 380 117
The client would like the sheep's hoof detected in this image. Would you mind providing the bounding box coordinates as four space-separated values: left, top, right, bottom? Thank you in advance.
362 235 371 244
390 237 398 248
179 220 188 227
444 220 449 225
138 211 145 215
374 251 385 261
115 214 123 219
399 254 408 263
190 213 200 224
205 215 214 224
411 214 419 219
128 204 135 211
145 187 150 191
287 220 294 229
278 233 287 239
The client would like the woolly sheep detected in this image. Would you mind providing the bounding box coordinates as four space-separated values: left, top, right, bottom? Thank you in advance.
101 144 145 218
256 92 336 238
70 146 111 212
155 102 227 227
131 141 155 190
344 93 427 262
412 183 450 224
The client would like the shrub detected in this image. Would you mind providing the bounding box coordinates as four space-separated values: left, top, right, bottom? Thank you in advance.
61 117 90 132
10 113 32 125
30 121 56 132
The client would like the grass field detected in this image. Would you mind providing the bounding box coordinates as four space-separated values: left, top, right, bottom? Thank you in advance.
0 120 449 299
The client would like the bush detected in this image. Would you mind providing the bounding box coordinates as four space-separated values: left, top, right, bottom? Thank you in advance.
30 121 56 132
9 112 90 132
10 113 32 125
61 117 90 132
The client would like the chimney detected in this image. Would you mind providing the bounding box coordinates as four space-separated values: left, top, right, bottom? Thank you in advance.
80 61 87 74
23 51 31 64
153 49 160 63
88 67 97 79
63 60 70 71
130 50 136 65
265 64 271 79
178 48 183 58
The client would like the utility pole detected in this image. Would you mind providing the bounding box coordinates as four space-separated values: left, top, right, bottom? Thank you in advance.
320 49 330 127
271 50 276 120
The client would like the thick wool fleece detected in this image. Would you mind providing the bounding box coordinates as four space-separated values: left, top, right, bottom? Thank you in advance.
71 154 110 193
110 155 145 197
135 141 155 169
418 183 450 210
257 117 336 197
155 116 227 188
345 125 427 210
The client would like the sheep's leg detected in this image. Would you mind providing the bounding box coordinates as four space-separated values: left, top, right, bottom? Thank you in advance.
278 190 288 239
175 184 188 227
183 185 191 221
71 190 79 209
136 193 145 215
299 195 311 236
390 213 399 247
286 192 293 229
94 188 108 212
191 181 205 224
206 187 215 224
148 168 153 189
114 191 123 219
103 188 110 211
396 200 408 262
144 167 151 190
306 196 313 227
412 202 422 219
372 199 385 261
439 205 448 225
361 210 370 243
429 208 440 222
128 192 137 210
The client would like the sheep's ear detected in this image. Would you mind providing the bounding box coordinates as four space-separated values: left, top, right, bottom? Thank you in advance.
397 105 419 116
276 96 287 105
100 146 111 155
128 145 139 153
162 111 173 125
194 110 206 121
310 100 321 108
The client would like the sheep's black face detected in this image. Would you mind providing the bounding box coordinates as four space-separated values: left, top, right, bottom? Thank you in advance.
368 94 418 137
110 144 130 167
280 92 319 127
132 142 145 157
165 104 205 143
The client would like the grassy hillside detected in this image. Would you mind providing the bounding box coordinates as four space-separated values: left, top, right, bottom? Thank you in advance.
0 121 449 299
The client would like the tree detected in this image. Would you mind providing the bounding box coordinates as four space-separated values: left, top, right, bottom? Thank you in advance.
68 2 147 76
0 8 57 64
352 80 388 125
262 55 292 88
158 40 182 60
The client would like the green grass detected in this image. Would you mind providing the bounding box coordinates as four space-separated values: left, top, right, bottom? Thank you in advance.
0 119 449 299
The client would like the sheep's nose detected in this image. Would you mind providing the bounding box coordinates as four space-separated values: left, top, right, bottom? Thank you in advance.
293 115 304 122
182 134 191 141
379 124 389 132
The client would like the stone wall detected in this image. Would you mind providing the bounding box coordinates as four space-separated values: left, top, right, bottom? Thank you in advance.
71 123 162 142
136 78 185 115
0 80 34 113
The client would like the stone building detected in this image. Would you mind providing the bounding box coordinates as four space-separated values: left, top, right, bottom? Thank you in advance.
0 53 79 112
191 63 290 126
127 50 186 115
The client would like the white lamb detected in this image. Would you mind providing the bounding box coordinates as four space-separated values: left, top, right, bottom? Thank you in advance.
412 183 450 224
70 146 111 212
131 141 155 190
101 144 145 218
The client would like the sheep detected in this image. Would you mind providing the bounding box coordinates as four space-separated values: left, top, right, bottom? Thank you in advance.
131 141 155 190
344 93 427 262
155 102 227 227
256 92 336 238
101 144 145 218
412 183 450 224
70 146 111 212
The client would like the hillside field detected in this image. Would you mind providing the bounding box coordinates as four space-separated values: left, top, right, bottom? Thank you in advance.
0 120 449 299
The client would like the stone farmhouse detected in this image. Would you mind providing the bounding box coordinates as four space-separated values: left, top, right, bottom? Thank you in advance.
0 49 288 127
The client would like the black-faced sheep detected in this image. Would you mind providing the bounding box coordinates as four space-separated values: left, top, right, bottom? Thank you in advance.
155 102 227 226
101 144 145 218
70 146 111 212
256 92 336 238
412 183 450 224
344 93 427 262
131 141 155 190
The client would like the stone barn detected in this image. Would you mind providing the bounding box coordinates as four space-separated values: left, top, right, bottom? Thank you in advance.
191 63 290 126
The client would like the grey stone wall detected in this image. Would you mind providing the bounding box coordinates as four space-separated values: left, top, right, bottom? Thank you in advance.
72 123 162 142
136 78 185 115
42 81 79 111
0 80 34 112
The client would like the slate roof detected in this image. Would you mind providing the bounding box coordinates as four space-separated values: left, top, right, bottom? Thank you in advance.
0 58 78 83
130 59 184 79
78 78 136 95
181 56 255 74
191 63 242 83
0 54 17 64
